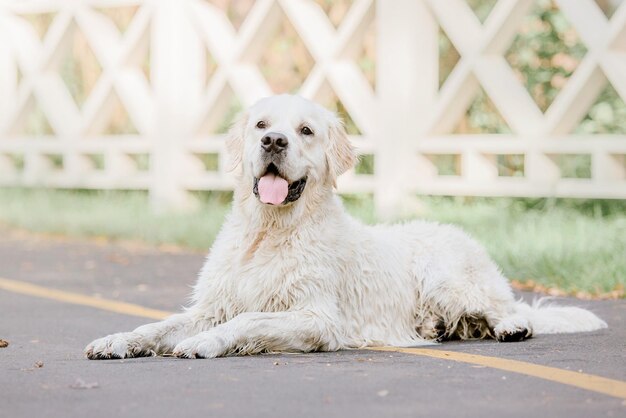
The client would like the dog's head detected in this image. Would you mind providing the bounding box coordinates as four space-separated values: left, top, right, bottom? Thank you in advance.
226 95 356 207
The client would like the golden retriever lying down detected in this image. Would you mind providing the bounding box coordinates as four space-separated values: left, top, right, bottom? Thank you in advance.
86 95 607 359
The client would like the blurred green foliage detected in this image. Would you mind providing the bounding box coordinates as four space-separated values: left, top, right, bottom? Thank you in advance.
505 0 588 112
576 85 626 134
194 153 220 171
355 154 375 175
442 0 626 135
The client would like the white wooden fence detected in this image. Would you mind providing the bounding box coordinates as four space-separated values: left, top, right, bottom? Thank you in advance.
0 0 625 218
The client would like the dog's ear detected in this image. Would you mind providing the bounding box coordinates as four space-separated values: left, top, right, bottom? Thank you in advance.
326 115 356 187
225 112 248 171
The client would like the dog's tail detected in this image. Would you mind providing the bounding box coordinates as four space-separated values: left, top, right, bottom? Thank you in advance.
516 298 607 334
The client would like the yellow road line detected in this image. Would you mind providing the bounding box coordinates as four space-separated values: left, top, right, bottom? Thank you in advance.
0 277 170 320
371 346 626 400
2 277 625 400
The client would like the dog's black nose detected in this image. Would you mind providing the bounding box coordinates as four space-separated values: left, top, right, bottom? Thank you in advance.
261 132 288 153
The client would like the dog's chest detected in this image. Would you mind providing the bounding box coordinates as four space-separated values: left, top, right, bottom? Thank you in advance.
227 232 318 312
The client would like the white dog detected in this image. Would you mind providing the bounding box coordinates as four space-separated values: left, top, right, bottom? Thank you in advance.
86 95 607 359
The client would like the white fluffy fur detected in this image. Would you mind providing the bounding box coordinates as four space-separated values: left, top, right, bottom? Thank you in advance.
85 95 607 360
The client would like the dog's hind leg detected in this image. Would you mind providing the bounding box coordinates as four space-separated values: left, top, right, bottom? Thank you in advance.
443 301 532 342
458 284 534 342
415 314 447 341
487 311 533 342
477 285 534 342
425 271 532 342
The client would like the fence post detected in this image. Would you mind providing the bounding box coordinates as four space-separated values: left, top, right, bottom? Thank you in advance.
0 11 13 178
150 0 203 211
0 10 14 138
375 0 437 220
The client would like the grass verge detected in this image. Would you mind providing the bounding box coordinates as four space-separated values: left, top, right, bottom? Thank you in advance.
0 188 624 298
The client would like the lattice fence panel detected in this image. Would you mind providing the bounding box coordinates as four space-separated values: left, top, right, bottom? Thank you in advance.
0 0 625 216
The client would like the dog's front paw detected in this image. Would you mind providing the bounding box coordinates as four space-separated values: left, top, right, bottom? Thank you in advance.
85 332 149 360
173 331 229 359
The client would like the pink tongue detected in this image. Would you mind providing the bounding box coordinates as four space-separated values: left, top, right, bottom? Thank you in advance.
258 173 288 205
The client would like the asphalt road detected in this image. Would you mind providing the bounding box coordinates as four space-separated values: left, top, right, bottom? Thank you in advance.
1 228 625 418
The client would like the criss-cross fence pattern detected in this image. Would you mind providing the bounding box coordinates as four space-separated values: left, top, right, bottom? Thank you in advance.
0 0 625 217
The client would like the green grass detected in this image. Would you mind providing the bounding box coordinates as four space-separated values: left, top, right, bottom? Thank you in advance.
419 197 625 296
0 189 232 250
0 188 624 296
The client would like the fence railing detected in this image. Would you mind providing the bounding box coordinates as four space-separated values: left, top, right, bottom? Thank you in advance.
0 0 625 218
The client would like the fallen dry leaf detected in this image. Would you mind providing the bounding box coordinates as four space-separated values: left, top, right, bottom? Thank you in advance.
510 279 624 300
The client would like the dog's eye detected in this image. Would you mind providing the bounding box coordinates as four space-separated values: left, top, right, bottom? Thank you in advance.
256 121 267 129
300 126 314 136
